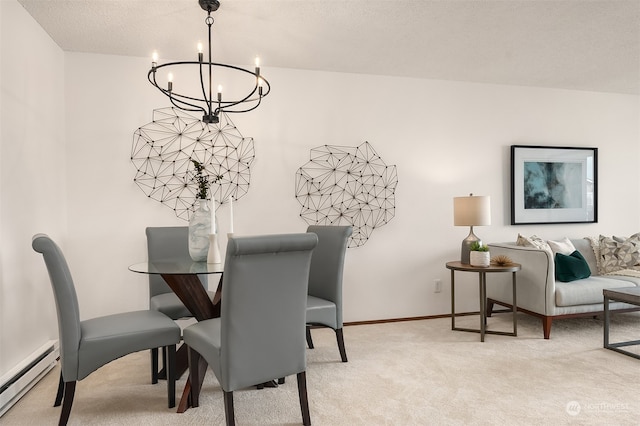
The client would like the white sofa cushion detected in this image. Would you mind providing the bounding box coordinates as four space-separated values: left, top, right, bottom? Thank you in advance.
555 276 634 307
571 238 599 275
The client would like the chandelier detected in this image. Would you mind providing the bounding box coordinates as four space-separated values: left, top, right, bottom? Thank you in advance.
147 0 270 124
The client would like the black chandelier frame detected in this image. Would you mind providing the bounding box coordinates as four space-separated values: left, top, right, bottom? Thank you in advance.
148 0 270 124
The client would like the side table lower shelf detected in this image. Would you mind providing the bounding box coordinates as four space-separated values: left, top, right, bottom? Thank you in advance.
445 261 521 342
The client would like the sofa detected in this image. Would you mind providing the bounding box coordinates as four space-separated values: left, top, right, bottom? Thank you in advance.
486 236 640 339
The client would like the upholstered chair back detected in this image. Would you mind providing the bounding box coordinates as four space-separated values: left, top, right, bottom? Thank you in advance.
32 234 82 382
146 226 208 297
306 225 352 328
219 233 318 391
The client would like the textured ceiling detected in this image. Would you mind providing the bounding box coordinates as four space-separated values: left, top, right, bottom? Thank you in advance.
16 0 640 94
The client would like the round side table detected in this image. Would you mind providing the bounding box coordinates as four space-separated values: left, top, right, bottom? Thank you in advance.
445 261 521 342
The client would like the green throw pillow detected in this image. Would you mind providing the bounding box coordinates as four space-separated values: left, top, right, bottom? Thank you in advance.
555 250 591 282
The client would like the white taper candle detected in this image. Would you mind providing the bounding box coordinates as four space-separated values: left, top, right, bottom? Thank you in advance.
229 197 234 233
210 190 216 234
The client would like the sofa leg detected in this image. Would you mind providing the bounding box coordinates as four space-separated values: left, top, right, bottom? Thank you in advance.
542 317 552 339
486 299 495 318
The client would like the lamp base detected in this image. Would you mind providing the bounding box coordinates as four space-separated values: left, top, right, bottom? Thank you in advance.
460 226 482 265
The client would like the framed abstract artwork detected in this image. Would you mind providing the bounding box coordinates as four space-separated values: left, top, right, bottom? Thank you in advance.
511 145 598 225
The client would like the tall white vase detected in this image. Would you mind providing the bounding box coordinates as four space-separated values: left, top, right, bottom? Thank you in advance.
188 199 211 261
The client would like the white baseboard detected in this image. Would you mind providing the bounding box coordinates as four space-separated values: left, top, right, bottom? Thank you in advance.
0 340 59 417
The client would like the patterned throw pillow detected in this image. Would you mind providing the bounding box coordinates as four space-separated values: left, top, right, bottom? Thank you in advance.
599 234 640 274
516 234 552 253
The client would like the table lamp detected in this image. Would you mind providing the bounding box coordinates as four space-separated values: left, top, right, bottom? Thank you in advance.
454 194 491 264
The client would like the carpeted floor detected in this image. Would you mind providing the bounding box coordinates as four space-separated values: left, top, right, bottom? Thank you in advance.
2 312 640 425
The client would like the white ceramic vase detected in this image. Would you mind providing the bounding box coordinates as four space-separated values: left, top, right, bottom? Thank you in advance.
188 199 211 261
470 251 490 267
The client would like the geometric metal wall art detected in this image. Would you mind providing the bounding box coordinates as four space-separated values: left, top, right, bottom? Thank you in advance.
131 107 255 221
295 141 398 248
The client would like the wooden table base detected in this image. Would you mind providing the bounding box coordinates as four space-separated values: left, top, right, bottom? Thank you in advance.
160 273 222 412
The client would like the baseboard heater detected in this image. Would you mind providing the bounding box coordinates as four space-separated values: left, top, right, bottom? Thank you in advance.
0 340 59 417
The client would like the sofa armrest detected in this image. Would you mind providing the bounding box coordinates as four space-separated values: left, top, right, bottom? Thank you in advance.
487 243 554 316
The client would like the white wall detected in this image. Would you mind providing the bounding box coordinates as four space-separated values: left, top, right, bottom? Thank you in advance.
0 0 66 379
63 52 639 323
1 0 639 382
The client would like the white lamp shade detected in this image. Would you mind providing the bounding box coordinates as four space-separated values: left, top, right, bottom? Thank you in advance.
453 195 491 226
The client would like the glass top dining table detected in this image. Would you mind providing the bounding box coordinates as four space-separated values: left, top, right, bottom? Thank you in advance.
129 260 224 275
129 260 224 413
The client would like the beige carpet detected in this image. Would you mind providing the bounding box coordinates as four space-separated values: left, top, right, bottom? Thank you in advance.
2 312 640 425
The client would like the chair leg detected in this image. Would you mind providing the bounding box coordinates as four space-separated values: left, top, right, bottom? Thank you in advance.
166 345 176 408
187 346 202 408
58 381 76 426
296 371 311 426
162 346 167 377
306 326 314 349
151 348 159 384
54 371 64 407
223 391 236 426
335 328 348 362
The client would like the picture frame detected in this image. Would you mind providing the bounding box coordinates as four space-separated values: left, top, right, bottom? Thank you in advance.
511 145 597 225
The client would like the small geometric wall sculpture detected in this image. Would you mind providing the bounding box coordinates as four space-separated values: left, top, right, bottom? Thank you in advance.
295 142 398 248
131 107 255 220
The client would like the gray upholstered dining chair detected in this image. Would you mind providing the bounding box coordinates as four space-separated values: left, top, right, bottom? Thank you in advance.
146 226 214 381
183 233 318 426
305 225 353 362
32 234 181 426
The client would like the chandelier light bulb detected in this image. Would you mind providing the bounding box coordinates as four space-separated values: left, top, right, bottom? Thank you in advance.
217 85 222 102
167 72 173 92
152 51 158 67
197 42 204 62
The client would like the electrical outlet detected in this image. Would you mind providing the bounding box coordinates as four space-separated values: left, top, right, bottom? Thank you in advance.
434 279 442 293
